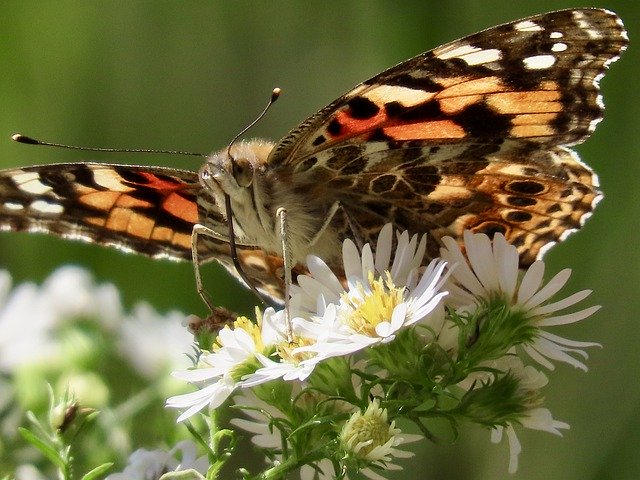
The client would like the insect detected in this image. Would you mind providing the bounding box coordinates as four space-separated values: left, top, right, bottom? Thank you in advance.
0 8 627 310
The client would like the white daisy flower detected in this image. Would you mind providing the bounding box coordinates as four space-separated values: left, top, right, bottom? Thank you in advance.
291 224 428 315
0 266 121 372
340 398 422 479
291 225 448 360
105 439 208 480
167 308 286 422
239 308 332 388
241 343 320 387
440 231 600 370
486 356 569 473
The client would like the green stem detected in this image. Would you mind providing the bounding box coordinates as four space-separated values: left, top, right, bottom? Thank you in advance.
260 455 303 480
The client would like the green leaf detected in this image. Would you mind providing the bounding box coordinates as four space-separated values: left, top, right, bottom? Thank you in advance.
81 463 114 480
18 427 66 469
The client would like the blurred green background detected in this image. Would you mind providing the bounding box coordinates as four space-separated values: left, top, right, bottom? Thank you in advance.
0 1 638 478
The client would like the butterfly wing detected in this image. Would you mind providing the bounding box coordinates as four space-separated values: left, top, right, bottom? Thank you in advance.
268 8 627 265
0 163 203 260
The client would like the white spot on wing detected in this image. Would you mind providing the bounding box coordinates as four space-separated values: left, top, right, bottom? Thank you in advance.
551 43 567 53
365 84 433 107
550 31 563 39
438 44 501 65
522 54 556 70
514 20 543 32
438 44 478 59
93 169 133 191
461 48 502 66
3 202 24 211
572 11 601 39
30 200 64 214
14 172 52 195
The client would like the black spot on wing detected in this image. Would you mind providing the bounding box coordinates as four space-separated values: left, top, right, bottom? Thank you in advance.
347 96 380 119
454 103 511 139
506 180 546 195
327 119 343 136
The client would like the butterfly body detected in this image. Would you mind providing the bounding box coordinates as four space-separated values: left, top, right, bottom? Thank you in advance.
0 8 627 304
201 140 343 267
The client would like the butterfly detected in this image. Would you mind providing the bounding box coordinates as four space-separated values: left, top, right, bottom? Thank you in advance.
0 8 627 310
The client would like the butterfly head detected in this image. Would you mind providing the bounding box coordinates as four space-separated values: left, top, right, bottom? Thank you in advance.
199 139 277 242
200 140 274 194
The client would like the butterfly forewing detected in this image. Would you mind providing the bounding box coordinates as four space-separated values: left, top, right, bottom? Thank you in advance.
0 163 201 260
271 9 627 161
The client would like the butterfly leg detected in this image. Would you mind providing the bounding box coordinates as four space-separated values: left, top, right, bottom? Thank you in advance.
276 201 344 342
308 201 341 248
192 221 274 312
308 202 365 252
191 223 219 311
276 207 293 343
341 207 365 251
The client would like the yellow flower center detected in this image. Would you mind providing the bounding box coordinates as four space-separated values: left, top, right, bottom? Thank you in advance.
348 415 392 457
342 272 406 336
212 314 264 352
341 399 396 460
276 335 315 364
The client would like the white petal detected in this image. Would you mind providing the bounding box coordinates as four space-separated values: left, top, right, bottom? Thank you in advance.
528 336 589 371
521 268 571 310
505 425 522 474
297 275 340 307
374 223 393 272
531 289 592 316
390 231 413 282
306 256 344 294
342 239 363 282
493 233 519 298
464 231 500 291
390 302 408 331
537 330 600 349
414 234 427 267
361 243 375 280
517 261 545 305
521 343 555 370
412 259 447 299
521 408 569 435
441 236 486 297
536 305 601 327
375 321 394 338
411 292 448 321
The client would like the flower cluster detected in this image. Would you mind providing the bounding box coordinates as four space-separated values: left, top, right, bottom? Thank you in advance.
0 267 196 479
2 226 599 479
167 225 601 478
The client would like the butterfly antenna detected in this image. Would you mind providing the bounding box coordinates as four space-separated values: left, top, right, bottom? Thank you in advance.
11 133 206 157
226 87 281 159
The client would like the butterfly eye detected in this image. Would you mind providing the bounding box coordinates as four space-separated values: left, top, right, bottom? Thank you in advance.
232 157 254 188
198 163 215 188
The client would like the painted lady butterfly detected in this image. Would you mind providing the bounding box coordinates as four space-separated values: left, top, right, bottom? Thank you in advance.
0 9 627 309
